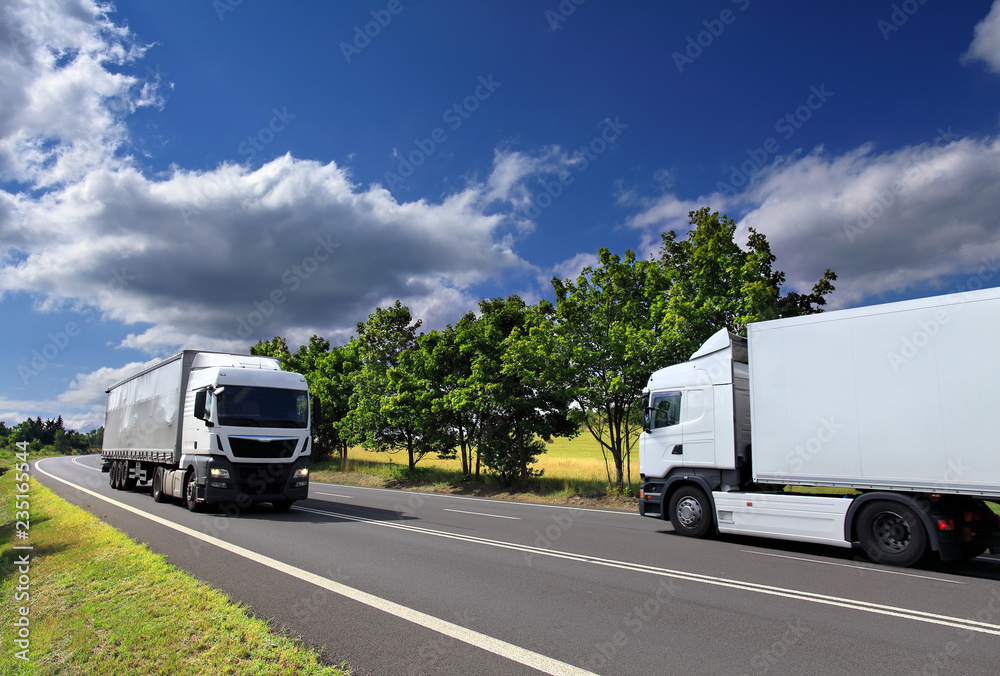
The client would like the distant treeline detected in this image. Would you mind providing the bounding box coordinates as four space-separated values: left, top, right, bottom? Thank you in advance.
0 416 103 455
254 208 836 490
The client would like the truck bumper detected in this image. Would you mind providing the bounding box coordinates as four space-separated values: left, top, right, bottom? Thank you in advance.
201 456 309 505
639 480 666 519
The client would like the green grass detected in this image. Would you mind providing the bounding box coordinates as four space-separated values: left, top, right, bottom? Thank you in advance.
0 462 349 675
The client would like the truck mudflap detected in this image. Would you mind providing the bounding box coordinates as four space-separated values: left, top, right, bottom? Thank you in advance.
198 455 309 505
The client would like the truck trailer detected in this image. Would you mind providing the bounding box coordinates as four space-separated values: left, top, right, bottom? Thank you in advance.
101 350 312 512
638 286 1000 567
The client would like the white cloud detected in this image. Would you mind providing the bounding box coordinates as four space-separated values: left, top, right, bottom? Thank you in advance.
963 0 1000 73
0 358 158 430
626 134 1000 307
1 154 539 354
0 0 160 187
550 252 600 283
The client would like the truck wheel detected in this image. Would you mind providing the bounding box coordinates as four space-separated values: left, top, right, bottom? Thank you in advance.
857 500 927 567
110 460 122 489
122 462 137 491
668 486 713 538
272 500 294 512
151 467 166 503
184 470 202 512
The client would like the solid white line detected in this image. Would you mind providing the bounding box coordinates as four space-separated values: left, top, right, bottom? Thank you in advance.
443 508 520 520
34 458 597 676
289 503 1000 637
72 456 103 472
315 492 354 499
310 480 634 516
740 550 966 584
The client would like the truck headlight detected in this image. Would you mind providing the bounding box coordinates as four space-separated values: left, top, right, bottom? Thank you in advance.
293 467 309 479
210 467 231 479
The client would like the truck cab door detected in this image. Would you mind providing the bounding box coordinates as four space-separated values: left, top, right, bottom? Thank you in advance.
679 386 715 467
643 391 685 478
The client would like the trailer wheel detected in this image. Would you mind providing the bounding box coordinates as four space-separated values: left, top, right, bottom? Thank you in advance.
110 460 122 489
184 470 202 512
151 467 166 503
272 500 294 512
857 500 927 567
122 462 137 491
668 485 713 538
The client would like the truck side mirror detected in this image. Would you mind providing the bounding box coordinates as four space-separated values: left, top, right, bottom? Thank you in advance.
194 390 212 426
311 395 321 426
642 407 651 434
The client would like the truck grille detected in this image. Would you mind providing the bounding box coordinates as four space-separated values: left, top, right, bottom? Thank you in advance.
228 437 298 459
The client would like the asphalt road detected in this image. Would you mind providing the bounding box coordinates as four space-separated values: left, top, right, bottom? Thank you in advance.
32 454 1000 675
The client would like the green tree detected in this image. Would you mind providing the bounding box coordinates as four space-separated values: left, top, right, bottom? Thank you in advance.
539 247 669 491
658 207 836 362
472 296 576 487
345 301 444 471
311 343 358 462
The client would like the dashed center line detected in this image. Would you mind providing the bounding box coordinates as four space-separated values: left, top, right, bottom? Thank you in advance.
443 508 520 520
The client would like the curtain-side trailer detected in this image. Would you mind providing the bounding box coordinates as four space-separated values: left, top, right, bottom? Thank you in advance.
638 286 1000 567
101 350 312 512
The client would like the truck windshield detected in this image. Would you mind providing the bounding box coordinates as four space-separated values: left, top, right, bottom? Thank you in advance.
217 386 308 428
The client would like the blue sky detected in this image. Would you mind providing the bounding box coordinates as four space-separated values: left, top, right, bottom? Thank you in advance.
3 0 1000 430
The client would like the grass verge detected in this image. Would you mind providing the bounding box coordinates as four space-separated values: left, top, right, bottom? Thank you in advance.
0 463 349 676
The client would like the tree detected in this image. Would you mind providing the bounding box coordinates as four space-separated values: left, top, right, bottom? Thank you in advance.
310 343 358 462
538 247 669 491
658 207 836 362
345 301 444 471
471 296 576 487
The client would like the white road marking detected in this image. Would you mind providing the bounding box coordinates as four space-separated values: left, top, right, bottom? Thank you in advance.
288 504 1000 637
740 550 966 584
35 458 597 676
443 508 520 520
315 492 354 499
72 456 103 472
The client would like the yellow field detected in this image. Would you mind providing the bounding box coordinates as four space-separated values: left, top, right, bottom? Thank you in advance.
339 431 640 485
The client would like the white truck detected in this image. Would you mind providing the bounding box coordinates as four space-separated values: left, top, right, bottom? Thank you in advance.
102 350 312 512
638 286 1000 567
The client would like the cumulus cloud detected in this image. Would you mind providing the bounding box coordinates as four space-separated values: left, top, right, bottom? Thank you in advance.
626 133 1000 307
0 0 161 187
1 155 540 353
963 0 1000 73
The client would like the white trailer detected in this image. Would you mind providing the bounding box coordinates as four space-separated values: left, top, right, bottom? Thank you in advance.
638 287 1000 566
102 350 312 512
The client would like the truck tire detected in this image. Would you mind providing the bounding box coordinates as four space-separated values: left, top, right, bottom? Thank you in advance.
857 500 927 567
110 460 122 489
122 462 137 491
272 500 294 512
184 470 202 512
668 485 713 538
151 467 166 503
